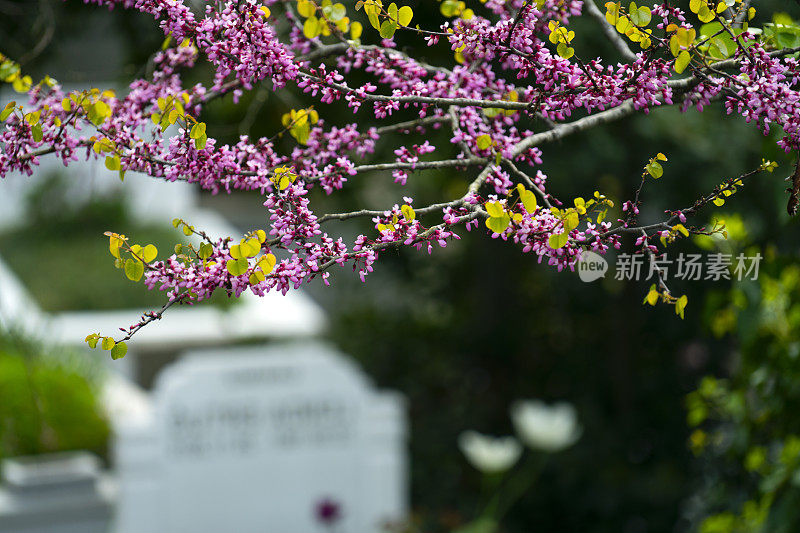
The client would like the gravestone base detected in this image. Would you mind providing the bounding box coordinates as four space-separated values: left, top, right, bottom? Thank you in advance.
0 452 114 533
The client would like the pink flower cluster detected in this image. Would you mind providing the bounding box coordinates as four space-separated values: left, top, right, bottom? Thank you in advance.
1 0 798 338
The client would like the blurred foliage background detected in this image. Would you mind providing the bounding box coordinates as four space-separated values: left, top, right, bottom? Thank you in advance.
3 0 800 531
0 329 109 465
0 175 182 311
0 175 236 311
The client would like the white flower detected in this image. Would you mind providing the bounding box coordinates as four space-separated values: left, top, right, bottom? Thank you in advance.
458 430 522 474
510 400 582 453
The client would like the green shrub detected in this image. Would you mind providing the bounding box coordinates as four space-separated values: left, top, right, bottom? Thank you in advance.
0 330 110 461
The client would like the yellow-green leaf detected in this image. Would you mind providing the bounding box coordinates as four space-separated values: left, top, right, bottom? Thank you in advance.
398 5 413 26
548 232 568 249
31 124 43 143
368 11 380 29
605 1 620 25
0 102 14 122
351 21 363 39
697 4 714 23
557 43 575 59
646 161 663 178
298 0 316 17
249 270 266 285
645 287 659 306
226 257 249 276
630 4 651 26
329 3 346 21
380 19 398 39
304 16 321 38
387 2 398 22
486 214 511 234
125 258 144 282
485 201 505 218
85 334 99 349
563 210 579 231
517 185 538 213
198 243 213 259
92 101 110 124
675 294 688 319
101 337 116 351
105 154 121 171
241 238 261 258
440 0 460 17
142 244 158 262
674 50 691 74
258 253 277 274
111 342 127 360
190 122 206 139
109 234 124 258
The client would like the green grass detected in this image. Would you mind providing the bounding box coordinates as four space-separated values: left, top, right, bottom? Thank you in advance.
0 328 110 461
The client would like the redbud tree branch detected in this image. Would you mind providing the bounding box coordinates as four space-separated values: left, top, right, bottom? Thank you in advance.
1 0 797 348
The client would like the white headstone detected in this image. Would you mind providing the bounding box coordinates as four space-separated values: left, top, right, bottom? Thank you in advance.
0 255 46 334
113 343 406 533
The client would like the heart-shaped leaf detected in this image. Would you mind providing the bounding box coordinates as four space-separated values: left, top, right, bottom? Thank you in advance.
125 258 144 281
258 253 277 274
517 185 538 213
548 232 568 249
111 342 128 360
674 50 691 74
380 19 398 39
142 244 158 262
485 201 505 218
398 6 413 26
486 214 511 234
226 257 249 276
